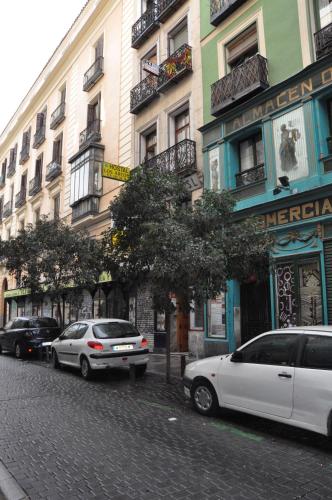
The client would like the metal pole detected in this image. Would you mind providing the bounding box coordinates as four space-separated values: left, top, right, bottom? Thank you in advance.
166 312 171 384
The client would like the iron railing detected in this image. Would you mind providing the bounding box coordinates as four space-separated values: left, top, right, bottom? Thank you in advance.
7 160 16 178
3 201 12 218
144 139 196 175
28 176 42 197
19 146 30 165
210 0 247 26
83 57 104 91
315 22 332 59
132 5 159 49
46 159 62 182
33 126 46 149
211 54 269 116
157 0 187 22
79 120 101 149
130 74 159 114
15 189 27 209
235 163 265 188
157 44 192 92
50 102 66 130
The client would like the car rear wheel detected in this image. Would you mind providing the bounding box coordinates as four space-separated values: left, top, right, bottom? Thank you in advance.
80 356 93 380
52 350 61 369
191 379 219 417
15 343 24 359
135 364 147 378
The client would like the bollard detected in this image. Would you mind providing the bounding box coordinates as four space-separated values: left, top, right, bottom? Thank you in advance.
129 363 136 384
180 354 186 377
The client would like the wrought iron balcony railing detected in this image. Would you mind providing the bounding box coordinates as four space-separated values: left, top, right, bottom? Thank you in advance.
83 57 104 92
7 160 16 178
0 175 5 189
19 146 30 165
157 44 192 92
15 189 27 209
72 196 99 223
315 21 332 59
29 176 42 197
3 201 12 219
210 0 247 26
211 54 269 116
46 159 62 183
132 6 159 49
33 126 46 149
144 139 196 176
130 75 159 114
235 164 265 188
50 102 66 130
79 120 101 149
157 0 187 22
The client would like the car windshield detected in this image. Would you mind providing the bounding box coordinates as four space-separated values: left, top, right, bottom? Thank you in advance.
29 318 58 328
93 322 140 339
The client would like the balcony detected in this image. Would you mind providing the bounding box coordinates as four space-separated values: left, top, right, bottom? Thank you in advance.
235 164 265 188
210 0 247 26
46 159 62 183
7 160 16 178
132 6 159 49
211 54 269 116
29 176 42 197
3 201 12 219
79 120 101 149
19 146 30 165
33 126 46 149
72 197 99 223
157 44 192 93
130 75 159 114
83 57 104 92
144 139 196 176
15 189 27 209
50 102 65 130
157 0 187 22
314 22 332 59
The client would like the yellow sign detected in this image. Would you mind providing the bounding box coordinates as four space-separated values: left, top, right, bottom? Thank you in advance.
263 197 332 228
102 162 130 182
4 288 31 299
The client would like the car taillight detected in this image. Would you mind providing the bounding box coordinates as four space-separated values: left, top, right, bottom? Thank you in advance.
141 338 148 348
87 341 104 351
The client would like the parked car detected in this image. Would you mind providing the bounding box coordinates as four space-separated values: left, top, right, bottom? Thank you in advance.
51 319 149 380
0 316 61 359
184 326 332 436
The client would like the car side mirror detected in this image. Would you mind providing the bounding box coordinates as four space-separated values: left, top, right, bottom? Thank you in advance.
231 350 243 363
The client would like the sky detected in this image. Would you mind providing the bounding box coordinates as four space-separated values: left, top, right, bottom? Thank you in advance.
0 0 88 133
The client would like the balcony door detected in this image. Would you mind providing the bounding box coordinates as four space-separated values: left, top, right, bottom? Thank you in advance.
226 23 258 69
315 0 332 29
168 18 188 55
175 109 190 144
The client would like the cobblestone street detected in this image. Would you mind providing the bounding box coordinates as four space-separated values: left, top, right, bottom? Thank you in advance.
0 354 332 499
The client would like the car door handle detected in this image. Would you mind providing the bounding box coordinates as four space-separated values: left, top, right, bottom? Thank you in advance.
278 372 292 379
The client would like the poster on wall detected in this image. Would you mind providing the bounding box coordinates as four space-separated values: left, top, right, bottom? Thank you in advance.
209 148 220 192
273 107 308 182
208 293 226 338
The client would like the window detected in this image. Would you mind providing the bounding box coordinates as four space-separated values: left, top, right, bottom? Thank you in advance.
9 145 17 166
226 24 258 69
315 0 332 29
141 46 157 79
93 322 140 339
169 18 188 54
175 109 190 143
70 147 103 206
60 85 66 104
53 133 63 164
87 94 101 127
36 108 47 133
53 194 60 220
302 335 332 369
35 154 43 181
241 334 298 365
34 208 40 225
239 132 264 172
140 125 157 162
1 159 6 180
10 185 14 207
94 36 104 60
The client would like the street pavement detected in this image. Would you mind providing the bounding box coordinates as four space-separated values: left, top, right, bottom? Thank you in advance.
0 354 332 499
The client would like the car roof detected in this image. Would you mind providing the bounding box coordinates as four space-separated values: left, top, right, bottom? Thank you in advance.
266 326 332 335
13 316 55 321
76 318 131 325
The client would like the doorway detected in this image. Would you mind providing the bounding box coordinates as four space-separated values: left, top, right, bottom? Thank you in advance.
240 278 272 344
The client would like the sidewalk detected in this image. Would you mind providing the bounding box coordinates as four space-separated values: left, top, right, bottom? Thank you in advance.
147 352 191 379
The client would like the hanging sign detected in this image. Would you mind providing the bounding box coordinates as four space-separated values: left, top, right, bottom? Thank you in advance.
142 60 159 76
102 162 131 182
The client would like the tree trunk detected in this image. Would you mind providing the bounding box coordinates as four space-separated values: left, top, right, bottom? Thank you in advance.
57 299 63 331
166 311 171 384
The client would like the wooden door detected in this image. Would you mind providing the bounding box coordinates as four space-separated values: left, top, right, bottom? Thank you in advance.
176 299 189 352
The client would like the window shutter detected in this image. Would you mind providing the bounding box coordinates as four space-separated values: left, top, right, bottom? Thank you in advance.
21 174 27 190
60 87 66 103
13 144 17 163
227 25 258 65
324 240 332 323
95 36 104 59
87 104 95 126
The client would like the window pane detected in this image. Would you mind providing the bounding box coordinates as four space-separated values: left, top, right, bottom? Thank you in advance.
242 334 298 365
93 322 140 339
255 137 264 165
171 24 188 52
240 140 254 171
318 0 332 28
302 335 332 369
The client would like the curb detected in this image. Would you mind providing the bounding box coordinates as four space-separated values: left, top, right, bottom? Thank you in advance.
0 462 28 500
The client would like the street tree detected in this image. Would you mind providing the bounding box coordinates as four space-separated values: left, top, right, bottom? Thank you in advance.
0 217 104 327
102 166 273 382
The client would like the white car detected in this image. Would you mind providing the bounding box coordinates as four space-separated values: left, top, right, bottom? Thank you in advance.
51 319 149 380
184 327 332 436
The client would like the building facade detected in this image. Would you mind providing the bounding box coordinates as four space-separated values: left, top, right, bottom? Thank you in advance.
199 0 332 357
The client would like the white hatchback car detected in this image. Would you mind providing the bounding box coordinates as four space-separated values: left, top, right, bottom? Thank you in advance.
51 319 149 380
184 327 332 436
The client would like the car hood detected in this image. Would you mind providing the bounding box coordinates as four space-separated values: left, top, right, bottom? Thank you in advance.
185 354 229 375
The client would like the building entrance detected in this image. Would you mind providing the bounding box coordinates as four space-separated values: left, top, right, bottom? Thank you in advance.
240 279 272 344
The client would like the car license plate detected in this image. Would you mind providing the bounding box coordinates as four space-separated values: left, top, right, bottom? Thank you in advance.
113 344 133 351
42 342 52 347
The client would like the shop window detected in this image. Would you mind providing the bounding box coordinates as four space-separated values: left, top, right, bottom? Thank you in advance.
93 288 106 319
207 293 226 338
168 18 188 55
226 24 258 70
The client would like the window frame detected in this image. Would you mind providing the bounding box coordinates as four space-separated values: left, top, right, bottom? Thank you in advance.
299 334 332 370
238 131 264 173
240 333 300 366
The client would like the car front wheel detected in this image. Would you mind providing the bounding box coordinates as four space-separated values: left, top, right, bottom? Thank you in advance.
80 356 93 380
191 379 219 417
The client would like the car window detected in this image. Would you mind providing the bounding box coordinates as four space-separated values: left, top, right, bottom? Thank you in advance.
61 324 78 339
73 324 89 339
241 334 298 366
29 318 58 328
93 322 140 339
4 320 13 330
13 319 30 329
301 335 332 370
